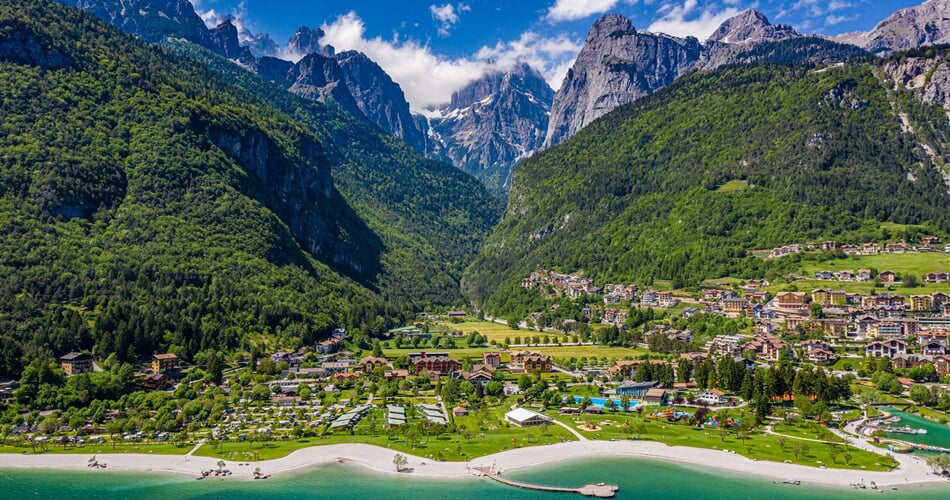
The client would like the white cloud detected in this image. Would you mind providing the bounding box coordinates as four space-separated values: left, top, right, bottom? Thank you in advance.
647 0 742 40
825 14 854 26
320 12 583 111
475 31 584 88
193 0 258 44
430 3 471 37
546 0 623 22
321 12 484 110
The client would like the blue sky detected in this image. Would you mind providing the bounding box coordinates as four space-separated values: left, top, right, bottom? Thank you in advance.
190 0 925 110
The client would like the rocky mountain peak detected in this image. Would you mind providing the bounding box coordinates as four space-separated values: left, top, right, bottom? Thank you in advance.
708 9 800 44
837 0 950 53
333 50 427 152
287 25 332 57
587 14 637 42
543 14 702 148
209 19 243 59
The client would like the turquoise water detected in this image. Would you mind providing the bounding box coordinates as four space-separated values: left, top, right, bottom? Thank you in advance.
569 396 641 409
880 407 950 448
0 457 946 499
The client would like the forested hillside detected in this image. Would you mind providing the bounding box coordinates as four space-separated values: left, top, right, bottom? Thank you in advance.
165 42 503 304
0 0 498 376
465 59 950 316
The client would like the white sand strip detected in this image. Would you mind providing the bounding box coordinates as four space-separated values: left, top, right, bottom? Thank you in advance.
0 440 944 490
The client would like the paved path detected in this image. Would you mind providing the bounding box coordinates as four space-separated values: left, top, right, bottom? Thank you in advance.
185 441 204 457
549 415 589 441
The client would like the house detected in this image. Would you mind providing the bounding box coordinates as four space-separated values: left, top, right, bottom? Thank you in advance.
815 270 834 280
865 339 908 358
610 359 665 378
452 406 468 417
879 270 897 283
862 242 880 254
799 339 833 352
892 354 933 370
610 381 660 398
806 349 838 364
409 352 460 374
856 269 873 281
315 338 341 354
482 352 501 369
384 369 410 380
359 356 388 372
934 355 950 377
643 388 669 405
722 297 747 315
458 364 494 386
908 295 934 312
741 335 786 361
697 389 725 405
509 351 552 373
884 242 906 254
775 292 808 308
682 307 699 319
924 271 950 283
142 373 168 389
657 291 676 307
60 352 93 376
505 408 550 427
150 353 178 373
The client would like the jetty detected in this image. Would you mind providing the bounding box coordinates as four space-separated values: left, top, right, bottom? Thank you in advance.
472 466 618 498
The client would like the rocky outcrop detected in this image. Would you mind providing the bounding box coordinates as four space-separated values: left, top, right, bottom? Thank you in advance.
544 14 702 148
287 25 333 58
208 126 369 274
209 19 246 60
0 21 72 69
427 63 553 193
707 9 800 45
880 53 950 109
248 54 367 122
837 0 950 54
545 10 834 148
334 50 428 152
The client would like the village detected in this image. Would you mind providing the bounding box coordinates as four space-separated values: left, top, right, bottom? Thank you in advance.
3 240 949 478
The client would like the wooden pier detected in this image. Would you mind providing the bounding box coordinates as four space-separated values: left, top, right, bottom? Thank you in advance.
472 467 618 498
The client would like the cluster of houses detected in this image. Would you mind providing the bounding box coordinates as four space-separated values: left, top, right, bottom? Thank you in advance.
766 237 948 259
521 269 680 311
59 351 179 390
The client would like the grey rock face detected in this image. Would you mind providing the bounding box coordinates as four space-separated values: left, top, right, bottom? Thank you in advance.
707 9 800 45
334 51 428 152
545 11 809 148
287 26 333 57
836 0 950 53
544 14 702 148
209 20 245 59
428 63 554 193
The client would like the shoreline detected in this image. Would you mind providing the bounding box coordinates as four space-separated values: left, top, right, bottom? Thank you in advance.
0 440 945 490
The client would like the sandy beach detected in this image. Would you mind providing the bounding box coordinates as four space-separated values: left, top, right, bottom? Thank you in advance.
0 439 945 490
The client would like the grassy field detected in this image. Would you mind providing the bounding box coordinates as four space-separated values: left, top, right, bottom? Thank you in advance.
0 441 193 456
797 252 949 276
716 180 749 192
548 410 895 471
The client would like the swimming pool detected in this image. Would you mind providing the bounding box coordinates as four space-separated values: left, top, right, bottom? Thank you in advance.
568 396 642 409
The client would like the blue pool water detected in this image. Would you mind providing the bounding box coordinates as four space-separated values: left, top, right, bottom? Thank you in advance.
568 396 642 409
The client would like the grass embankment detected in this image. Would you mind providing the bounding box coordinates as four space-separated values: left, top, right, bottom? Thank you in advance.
0 442 192 456
549 410 895 472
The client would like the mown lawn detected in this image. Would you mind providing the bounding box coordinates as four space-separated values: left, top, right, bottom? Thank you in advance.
548 409 896 471
0 441 193 456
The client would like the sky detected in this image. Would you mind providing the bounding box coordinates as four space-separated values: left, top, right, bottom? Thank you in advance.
190 0 928 111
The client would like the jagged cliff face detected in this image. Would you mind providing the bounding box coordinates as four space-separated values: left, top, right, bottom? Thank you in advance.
544 15 702 148
427 63 553 193
837 0 950 54
57 0 251 58
334 51 428 152
287 25 333 57
707 9 800 45
247 54 367 122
